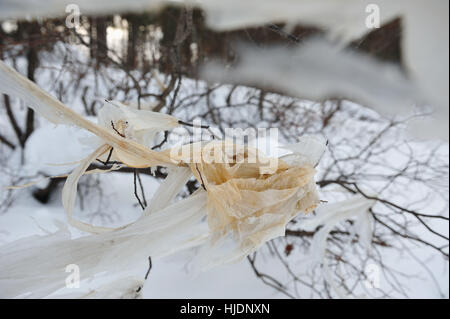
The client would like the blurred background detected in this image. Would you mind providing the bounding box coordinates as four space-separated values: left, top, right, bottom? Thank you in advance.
0 2 448 298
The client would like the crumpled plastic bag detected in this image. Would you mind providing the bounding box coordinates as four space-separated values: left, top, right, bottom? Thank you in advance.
0 59 326 297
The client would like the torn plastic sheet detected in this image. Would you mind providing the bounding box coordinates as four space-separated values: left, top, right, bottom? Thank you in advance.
0 61 179 169
0 58 327 298
56 276 145 299
0 192 208 298
201 39 424 128
302 195 375 298
1 0 447 140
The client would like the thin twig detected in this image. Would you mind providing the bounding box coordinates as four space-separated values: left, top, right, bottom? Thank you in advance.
133 169 146 210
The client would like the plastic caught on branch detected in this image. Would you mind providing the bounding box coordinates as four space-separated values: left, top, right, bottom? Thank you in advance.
0 58 327 298
302 195 376 298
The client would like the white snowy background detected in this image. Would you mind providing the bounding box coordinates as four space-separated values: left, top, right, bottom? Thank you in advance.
0 0 448 299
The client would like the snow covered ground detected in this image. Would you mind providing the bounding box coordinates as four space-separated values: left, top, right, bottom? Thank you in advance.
0 100 447 299
0 41 448 299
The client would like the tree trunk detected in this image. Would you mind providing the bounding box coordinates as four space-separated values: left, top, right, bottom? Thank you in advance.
126 15 139 69
96 17 108 60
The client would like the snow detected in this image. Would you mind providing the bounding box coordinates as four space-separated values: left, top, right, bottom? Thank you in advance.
24 124 98 176
0 95 447 298
0 8 448 296
1 1 448 140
